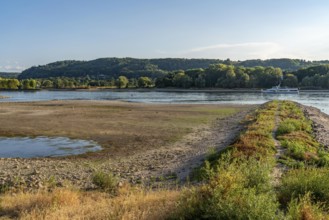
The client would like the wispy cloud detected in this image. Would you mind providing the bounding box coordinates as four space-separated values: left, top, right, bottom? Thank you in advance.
188 42 279 52
0 61 26 72
181 42 285 60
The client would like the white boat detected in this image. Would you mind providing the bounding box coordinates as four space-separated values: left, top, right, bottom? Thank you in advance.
261 85 299 94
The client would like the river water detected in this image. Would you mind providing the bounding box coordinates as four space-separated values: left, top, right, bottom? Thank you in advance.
0 90 329 114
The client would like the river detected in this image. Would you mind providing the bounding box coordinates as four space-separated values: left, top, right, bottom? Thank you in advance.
0 90 329 114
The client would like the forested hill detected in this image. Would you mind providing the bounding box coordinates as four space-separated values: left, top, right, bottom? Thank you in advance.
239 59 329 71
19 57 329 79
0 72 20 78
18 58 223 79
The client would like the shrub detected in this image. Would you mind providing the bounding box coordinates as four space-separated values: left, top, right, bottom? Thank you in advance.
172 156 279 219
277 119 311 136
281 140 308 160
92 171 118 194
318 150 329 166
286 193 328 220
173 184 279 220
278 168 329 207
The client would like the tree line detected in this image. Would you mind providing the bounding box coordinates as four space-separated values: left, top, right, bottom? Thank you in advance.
0 78 37 90
0 76 154 90
156 64 329 89
3 63 329 90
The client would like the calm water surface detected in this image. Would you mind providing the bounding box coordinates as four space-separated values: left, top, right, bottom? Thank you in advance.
0 90 329 114
0 136 102 158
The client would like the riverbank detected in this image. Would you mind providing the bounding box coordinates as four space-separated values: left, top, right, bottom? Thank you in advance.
3 101 329 219
1 100 329 190
0 100 251 189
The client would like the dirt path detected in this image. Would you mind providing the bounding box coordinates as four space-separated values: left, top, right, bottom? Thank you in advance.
271 103 287 186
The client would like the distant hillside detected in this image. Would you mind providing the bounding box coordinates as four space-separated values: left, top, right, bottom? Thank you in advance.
19 58 223 79
239 58 329 71
18 58 329 79
0 72 20 78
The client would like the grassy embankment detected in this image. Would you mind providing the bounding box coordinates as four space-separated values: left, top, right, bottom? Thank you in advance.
1 101 329 219
172 101 329 219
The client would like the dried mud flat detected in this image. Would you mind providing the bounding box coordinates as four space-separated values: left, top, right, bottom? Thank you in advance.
0 100 254 190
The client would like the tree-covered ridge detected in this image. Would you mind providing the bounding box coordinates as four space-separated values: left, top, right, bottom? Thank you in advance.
238 58 329 71
19 58 223 79
19 58 329 80
0 72 20 78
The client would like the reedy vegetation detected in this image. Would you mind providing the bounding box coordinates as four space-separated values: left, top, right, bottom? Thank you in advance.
1 101 329 219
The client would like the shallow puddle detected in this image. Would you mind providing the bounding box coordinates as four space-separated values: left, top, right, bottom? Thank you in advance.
0 136 102 158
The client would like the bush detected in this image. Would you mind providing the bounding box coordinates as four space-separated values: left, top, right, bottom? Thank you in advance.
92 171 118 194
172 156 279 219
281 140 308 160
286 193 328 220
174 184 279 220
277 119 311 136
318 150 329 166
278 168 329 207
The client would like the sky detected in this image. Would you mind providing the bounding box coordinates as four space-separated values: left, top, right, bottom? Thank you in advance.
1 0 329 72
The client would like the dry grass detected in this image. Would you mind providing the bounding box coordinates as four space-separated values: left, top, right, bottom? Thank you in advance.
0 186 180 220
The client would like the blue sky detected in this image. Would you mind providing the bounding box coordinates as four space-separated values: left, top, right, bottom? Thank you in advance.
1 0 329 72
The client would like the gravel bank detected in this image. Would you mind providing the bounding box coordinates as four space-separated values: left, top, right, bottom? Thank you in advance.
302 105 329 148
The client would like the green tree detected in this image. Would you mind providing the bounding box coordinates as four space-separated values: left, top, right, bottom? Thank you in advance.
53 78 64 89
7 79 20 89
194 75 206 88
116 76 129 88
173 71 192 88
137 77 153 88
21 79 37 89
41 80 53 88
205 64 228 87
235 67 250 88
29 79 37 89
0 79 8 89
128 78 138 88
282 74 298 87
